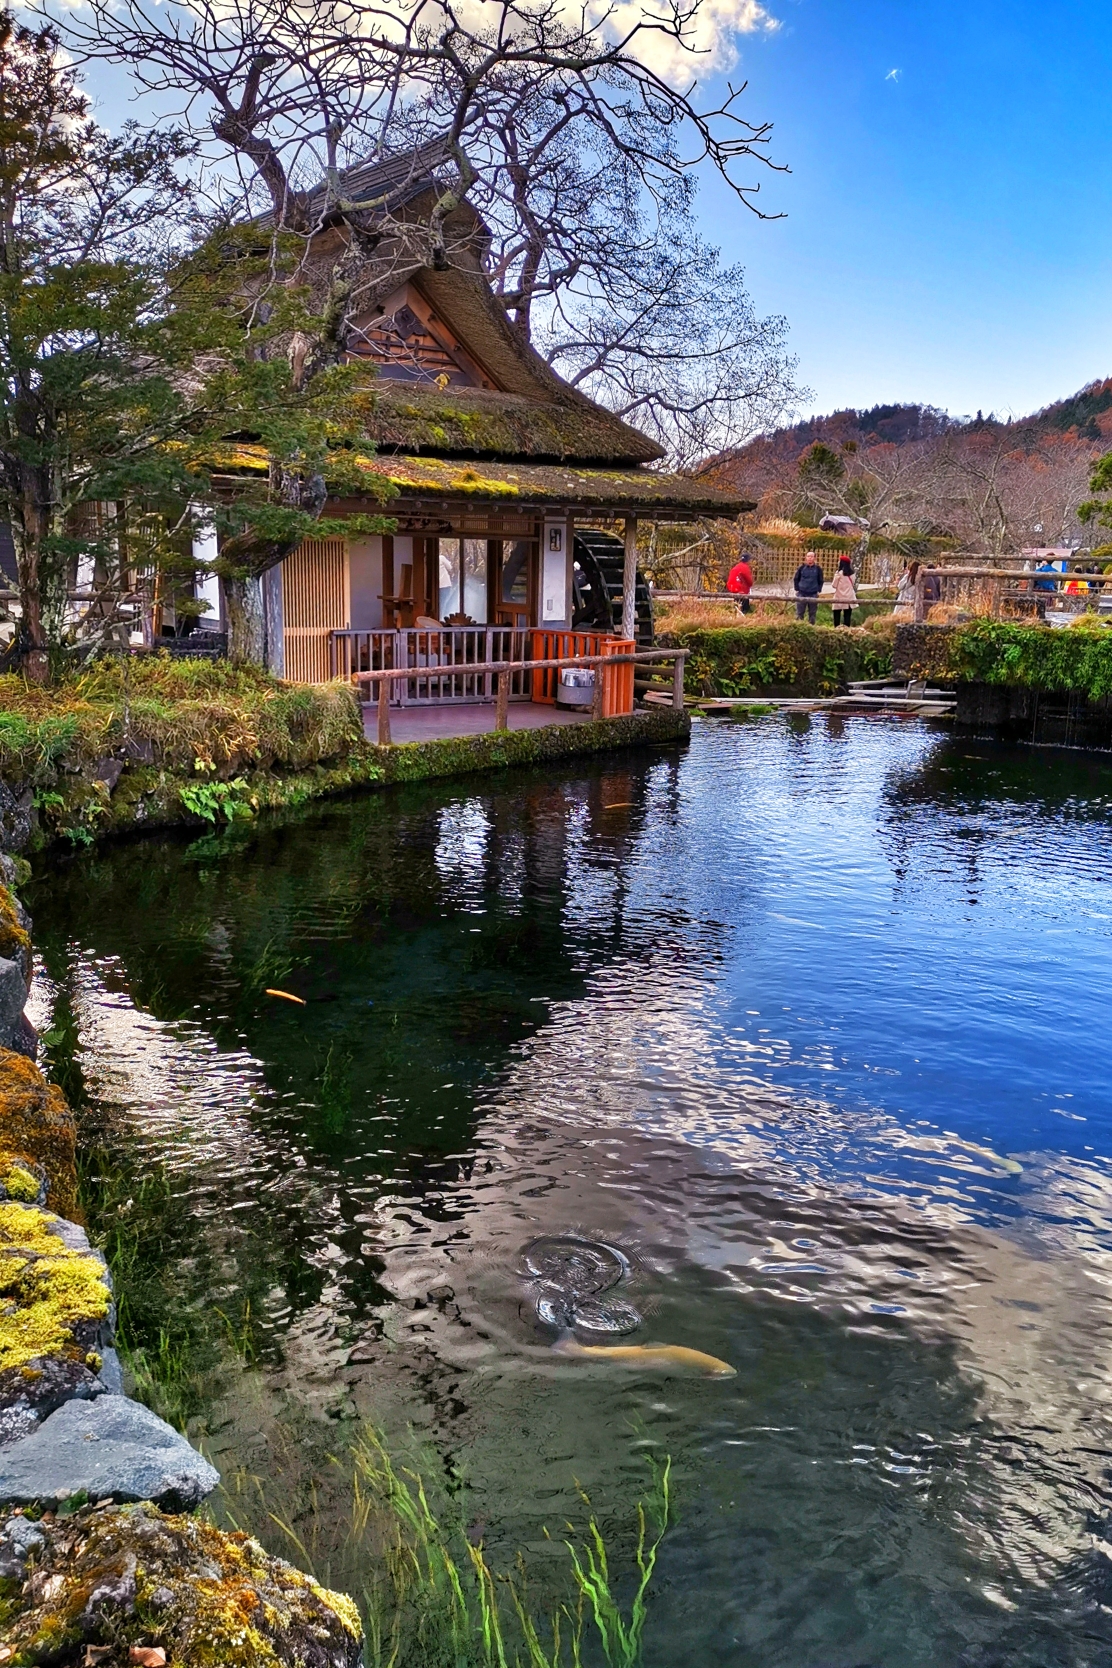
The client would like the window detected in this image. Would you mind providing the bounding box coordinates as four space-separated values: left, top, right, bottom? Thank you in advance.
438 538 488 622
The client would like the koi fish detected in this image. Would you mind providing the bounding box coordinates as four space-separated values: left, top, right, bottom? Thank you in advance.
265 989 306 1005
555 1334 736 1377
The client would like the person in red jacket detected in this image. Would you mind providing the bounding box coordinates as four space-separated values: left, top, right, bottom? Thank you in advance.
726 553 754 614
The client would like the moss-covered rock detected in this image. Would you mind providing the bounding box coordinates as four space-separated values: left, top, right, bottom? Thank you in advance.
0 1203 114 1445
13 705 689 851
0 1053 78 1222
0 1502 363 1667
0 1161 44 1208
0 887 30 982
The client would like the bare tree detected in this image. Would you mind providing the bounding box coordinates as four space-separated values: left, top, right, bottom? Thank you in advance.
56 0 798 464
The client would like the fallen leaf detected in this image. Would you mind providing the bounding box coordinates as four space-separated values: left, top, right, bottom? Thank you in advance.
84 1649 114 1666
129 1650 167 1667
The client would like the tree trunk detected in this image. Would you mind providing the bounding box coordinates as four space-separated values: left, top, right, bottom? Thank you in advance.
14 486 50 685
223 573 266 666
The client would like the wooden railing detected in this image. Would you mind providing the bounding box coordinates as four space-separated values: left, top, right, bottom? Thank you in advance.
351 648 688 746
915 567 1112 623
330 627 532 702
529 630 635 717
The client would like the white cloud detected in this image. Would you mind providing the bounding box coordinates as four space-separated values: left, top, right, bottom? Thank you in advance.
589 0 780 76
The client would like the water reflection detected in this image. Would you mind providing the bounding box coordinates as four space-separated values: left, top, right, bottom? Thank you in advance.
25 718 1112 1667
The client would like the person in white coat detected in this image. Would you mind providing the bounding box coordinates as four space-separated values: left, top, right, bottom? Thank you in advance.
831 557 858 626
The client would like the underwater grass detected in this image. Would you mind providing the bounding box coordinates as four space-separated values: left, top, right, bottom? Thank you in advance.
76 1145 674 1667
218 1424 672 1668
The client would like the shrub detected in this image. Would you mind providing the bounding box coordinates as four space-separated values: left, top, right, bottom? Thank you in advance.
657 623 893 697
945 619 1112 702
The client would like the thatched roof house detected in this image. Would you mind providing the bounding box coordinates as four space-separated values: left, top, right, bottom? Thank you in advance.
215 143 751 679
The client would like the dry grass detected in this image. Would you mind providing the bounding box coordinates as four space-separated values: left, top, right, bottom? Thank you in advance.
0 655 363 779
654 598 791 634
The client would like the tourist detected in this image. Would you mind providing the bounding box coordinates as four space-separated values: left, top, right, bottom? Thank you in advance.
895 560 919 618
793 551 824 623
831 557 858 626
727 552 755 614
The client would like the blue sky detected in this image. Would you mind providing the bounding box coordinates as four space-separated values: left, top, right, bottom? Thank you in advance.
696 0 1112 419
78 0 1112 425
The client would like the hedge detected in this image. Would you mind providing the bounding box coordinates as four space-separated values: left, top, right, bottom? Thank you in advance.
657 623 894 698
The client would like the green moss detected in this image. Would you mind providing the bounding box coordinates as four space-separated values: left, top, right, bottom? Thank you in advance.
12 707 687 852
1 1163 41 1203
943 617 1112 700
0 885 30 964
0 1201 110 1375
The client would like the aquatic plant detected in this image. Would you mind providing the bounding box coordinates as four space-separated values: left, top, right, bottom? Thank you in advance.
219 1424 672 1668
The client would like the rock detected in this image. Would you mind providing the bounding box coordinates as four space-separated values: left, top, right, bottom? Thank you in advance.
0 1510 48 1578
0 1049 79 1218
0 854 32 892
0 1202 115 1445
0 1502 364 1667
0 781 35 852
0 882 31 990
90 757 125 792
98 1345 125 1395
0 1154 46 1205
0 1397 220 1510
0 952 27 1051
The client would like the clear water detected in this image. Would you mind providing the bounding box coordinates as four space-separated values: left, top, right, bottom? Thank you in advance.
26 713 1112 1667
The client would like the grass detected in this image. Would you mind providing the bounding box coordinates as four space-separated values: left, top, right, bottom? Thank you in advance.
0 654 362 780
654 597 897 636
218 1425 672 1668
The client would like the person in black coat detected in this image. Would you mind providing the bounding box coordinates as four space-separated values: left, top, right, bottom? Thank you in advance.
793 552 824 623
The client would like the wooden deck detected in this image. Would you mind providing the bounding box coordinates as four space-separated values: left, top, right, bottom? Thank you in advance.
360 701 592 744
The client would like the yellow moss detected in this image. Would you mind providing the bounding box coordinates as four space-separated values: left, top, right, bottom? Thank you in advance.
1 1162 40 1203
0 1052 78 1220
0 885 29 965
0 1202 110 1374
4 1505 364 1667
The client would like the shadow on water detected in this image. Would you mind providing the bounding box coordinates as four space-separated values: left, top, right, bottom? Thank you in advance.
25 723 1112 1666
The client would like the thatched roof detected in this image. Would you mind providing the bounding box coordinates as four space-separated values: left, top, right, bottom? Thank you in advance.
363 381 661 465
336 453 754 521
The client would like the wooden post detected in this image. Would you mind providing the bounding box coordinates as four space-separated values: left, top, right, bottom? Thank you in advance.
914 572 927 624
377 676 392 746
495 670 509 731
672 652 686 710
621 515 638 643
591 664 605 721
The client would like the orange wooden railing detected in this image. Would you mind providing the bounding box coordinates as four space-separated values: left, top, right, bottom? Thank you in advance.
529 631 636 716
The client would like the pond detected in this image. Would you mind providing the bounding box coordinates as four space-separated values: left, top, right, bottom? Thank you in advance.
25 712 1112 1668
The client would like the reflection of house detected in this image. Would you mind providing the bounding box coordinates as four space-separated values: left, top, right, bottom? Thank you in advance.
208 144 750 684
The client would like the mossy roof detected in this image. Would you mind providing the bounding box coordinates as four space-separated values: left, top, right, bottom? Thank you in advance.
340 452 753 520
218 443 750 518
361 382 662 465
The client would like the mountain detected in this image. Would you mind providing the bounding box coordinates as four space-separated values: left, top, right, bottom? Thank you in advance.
703 380 1112 500
697 380 1112 553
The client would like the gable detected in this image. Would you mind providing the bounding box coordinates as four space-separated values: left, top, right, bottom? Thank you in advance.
347 282 496 390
